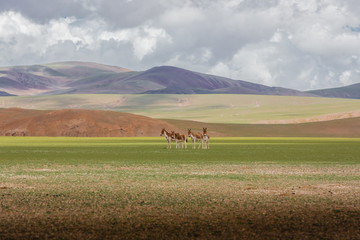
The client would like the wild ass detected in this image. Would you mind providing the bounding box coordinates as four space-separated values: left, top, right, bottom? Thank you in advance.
160 128 174 149
202 127 210 149
170 131 187 149
187 129 203 149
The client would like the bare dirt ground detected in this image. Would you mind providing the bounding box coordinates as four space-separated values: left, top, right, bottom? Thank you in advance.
2 107 360 137
0 164 359 240
0 108 181 137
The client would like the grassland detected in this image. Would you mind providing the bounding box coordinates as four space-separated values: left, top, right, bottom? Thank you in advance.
1 94 360 123
165 117 360 137
0 137 359 239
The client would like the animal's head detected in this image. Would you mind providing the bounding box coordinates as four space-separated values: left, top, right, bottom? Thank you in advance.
203 127 208 137
160 128 165 136
170 131 176 140
187 129 192 136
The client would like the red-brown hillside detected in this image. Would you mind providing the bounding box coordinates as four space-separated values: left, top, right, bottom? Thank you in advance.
3 108 360 138
0 108 181 137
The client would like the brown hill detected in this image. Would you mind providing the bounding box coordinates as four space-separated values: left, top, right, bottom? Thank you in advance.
0 108 180 137
2 108 360 138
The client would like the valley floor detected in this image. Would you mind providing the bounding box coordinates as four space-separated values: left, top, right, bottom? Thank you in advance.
165 117 360 138
0 137 359 239
2 94 360 124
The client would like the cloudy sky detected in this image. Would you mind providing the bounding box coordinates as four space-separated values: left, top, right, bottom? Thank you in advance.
0 0 359 90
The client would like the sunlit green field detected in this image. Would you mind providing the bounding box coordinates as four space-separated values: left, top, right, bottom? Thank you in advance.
2 94 360 123
1 137 360 239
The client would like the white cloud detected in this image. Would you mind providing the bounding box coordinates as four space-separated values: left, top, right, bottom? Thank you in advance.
204 0 360 90
99 26 171 60
46 17 83 48
0 11 98 56
339 71 352 85
0 11 171 65
159 6 205 27
0 11 41 39
210 62 231 78
133 27 172 60
78 0 100 12
231 44 277 85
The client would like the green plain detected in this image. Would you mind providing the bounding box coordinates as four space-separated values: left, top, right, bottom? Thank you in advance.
1 137 360 165
1 137 360 239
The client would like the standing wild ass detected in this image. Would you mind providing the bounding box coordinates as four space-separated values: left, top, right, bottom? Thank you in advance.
160 128 174 149
202 128 210 149
170 131 187 149
187 129 203 149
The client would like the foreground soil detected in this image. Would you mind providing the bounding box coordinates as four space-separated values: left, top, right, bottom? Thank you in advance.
0 108 180 137
1 189 359 240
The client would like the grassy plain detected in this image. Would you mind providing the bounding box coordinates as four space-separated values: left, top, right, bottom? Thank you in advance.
165 117 360 137
1 94 360 123
0 137 360 239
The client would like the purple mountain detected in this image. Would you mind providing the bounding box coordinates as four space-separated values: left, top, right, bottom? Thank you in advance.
0 62 313 96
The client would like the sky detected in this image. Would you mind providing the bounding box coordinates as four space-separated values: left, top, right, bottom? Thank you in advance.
0 0 359 90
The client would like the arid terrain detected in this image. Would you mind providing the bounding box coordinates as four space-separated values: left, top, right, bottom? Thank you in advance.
0 108 180 137
2 108 360 137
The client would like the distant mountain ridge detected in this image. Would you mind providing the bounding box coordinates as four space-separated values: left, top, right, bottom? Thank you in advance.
0 61 130 95
0 90 15 96
308 83 360 99
0 61 313 96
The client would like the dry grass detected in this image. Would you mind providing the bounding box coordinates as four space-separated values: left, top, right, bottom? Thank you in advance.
2 94 360 124
1 163 359 239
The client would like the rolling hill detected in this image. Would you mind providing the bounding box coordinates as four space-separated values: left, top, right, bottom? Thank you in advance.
2 107 360 137
308 83 360 99
1 94 360 124
0 108 180 137
0 62 312 96
0 91 15 96
0 62 130 95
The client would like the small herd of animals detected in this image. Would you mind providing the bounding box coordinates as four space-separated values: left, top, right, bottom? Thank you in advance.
160 128 210 149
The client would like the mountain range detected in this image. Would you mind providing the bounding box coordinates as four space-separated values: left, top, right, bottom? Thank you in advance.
0 61 310 97
0 61 358 98
307 83 360 99
0 90 15 96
